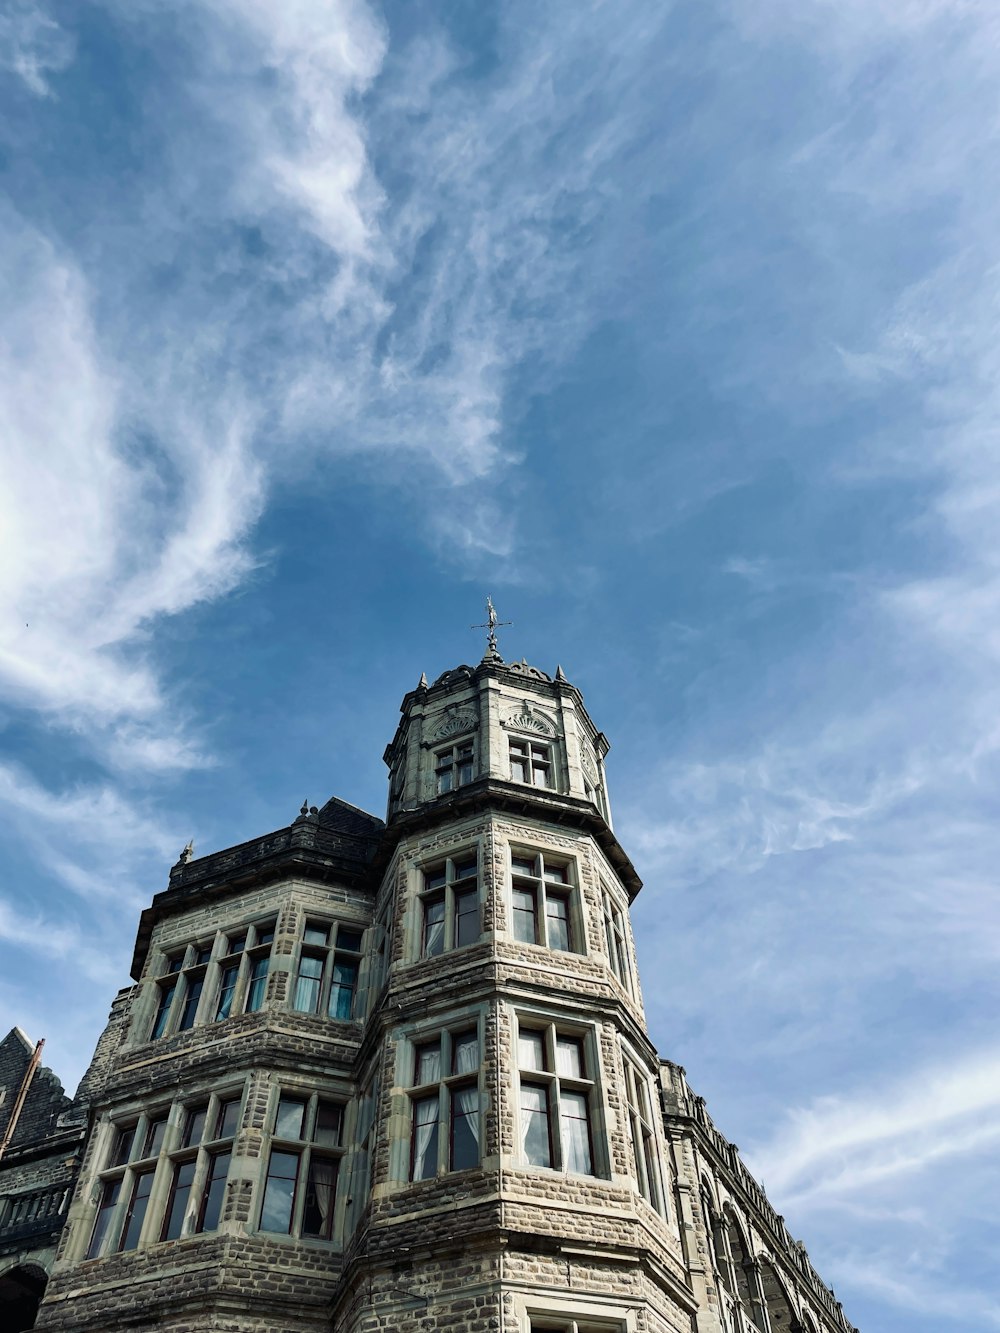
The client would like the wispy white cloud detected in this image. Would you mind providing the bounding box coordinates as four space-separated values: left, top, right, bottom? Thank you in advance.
0 1 74 96
747 1046 1000 1205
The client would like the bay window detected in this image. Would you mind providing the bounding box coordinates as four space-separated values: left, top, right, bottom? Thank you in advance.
85 1088 242 1258
435 740 474 794
419 854 480 957
516 1019 597 1176
511 852 578 953
409 1028 482 1180
509 738 552 788
292 921 364 1020
623 1060 664 1215
259 1092 345 1241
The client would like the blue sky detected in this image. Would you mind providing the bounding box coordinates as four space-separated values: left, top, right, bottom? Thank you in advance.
1 0 998 1326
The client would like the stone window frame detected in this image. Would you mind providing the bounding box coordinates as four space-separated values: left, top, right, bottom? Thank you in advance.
512 1292 636 1333
621 1050 666 1217
415 849 481 959
508 734 556 789
513 1012 604 1178
434 736 475 795
345 1062 380 1237
509 846 584 956
405 1024 483 1182
256 1087 349 1245
601 881 633 994
290 917 366 1021
82 1085 245 1260
147 918 276 1041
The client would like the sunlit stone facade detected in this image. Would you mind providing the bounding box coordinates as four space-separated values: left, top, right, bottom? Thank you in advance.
2 651 858 1333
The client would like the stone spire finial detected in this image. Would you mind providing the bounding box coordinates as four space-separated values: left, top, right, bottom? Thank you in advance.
555 664 568 682
300 798 310 817
179 839 194 864
418 671 428 689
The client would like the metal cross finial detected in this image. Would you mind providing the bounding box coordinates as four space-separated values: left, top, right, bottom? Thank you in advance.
471 596 512 660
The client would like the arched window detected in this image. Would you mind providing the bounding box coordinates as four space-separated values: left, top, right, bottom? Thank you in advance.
760 1258 798 1331
0 1263 48 1332
723 1208 756 1310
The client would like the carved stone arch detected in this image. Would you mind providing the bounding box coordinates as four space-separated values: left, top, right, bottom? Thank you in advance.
429 708 479 742
722 1204 756 1309
502 699 558 737
760 1256 799 1332
0 1261 49 1332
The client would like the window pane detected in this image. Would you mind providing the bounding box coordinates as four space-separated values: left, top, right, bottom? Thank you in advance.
294 955 324 1013
303 923 328 946
215 1098 241 1140
455 890 479 947
555 1037 584 1080
302 1156 338 1238
161 1160 196 1241
275 1097 306 1140
111 1124 137 1167
151 982 176 1040
511 757 528 782
197 1151 230 1233
518 1031 546 1071
410 1095 439 1181
454 859 477 882
415 1041 442 1086
423 896 445 956
337 928 363 953
545 893 571 952
329 956 358 1020
195 946 213 966
143 1116 167 1158
165 955 184 974
256 924 275 946
425 867 447 891
451 1086 480 1170
520 1084 551 1167
87 1179 121 1258
226 933 246 956
215 964 239 1021
314 1101 343 1147
458 759 473 785
260 1151 299 1232
560 1091 593 1175
119 1171 154 1251
184 1106 207 1147
543 863 568 883
512 889 538 944
437 768 454 794
178 976 203 1030
245 954 269 1012
452 1031 479 1075
511 855 536 876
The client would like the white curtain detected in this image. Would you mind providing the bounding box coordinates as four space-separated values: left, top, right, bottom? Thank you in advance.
454 1087 481 1147
453 1033 479 1075
560 1092 592 1174
311 1159 337 1234
411 1096 439 1179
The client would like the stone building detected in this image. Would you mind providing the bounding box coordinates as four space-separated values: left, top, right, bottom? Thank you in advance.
1 642 859 1333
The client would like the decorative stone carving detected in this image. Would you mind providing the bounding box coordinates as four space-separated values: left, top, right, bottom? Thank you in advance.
502 699 556 736
430 709 479 741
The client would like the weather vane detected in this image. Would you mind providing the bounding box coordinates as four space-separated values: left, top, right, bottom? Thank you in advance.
471 596 512 660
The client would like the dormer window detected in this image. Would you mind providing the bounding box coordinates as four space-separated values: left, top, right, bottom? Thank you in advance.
509 739 551 788
435 741 474 794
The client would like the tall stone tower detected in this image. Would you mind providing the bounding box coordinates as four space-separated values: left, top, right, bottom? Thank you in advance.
14 635 857 1333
